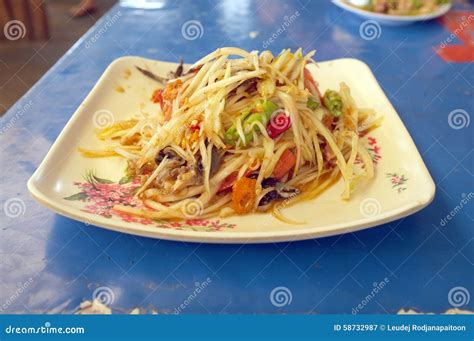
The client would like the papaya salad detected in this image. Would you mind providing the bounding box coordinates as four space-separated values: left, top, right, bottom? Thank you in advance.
80 48 381 222
357 0 450 15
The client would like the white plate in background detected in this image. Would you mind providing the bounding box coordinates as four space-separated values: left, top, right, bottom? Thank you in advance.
332 0 452 25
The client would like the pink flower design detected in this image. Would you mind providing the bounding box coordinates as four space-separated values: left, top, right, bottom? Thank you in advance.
355 135 382 165
65 171 236 232
386 173 408 193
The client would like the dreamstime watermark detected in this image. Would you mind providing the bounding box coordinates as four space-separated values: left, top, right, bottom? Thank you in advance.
3 20 26 40
270 286 292 307
448 286 470 308
5 322 85 335
439 14 474 49
181 198 204 218
3 198 26 218
0 100 34 135
181 20 204 41
92 109 115 129
440 192 473 227
359 198 381 218
85 11 122 48
0 277 34 313
272 190 299 216
92 286 115 306
352 277 389 314
356 114 381 133
262 11 300 49
174 278 212 314
359 20 381 41
448 109 470 130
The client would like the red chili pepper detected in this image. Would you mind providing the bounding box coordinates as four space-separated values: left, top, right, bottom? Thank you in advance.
304 67 322 101
267 112 291 138
219 172 238 192
152 89 163 108
218 169 252 192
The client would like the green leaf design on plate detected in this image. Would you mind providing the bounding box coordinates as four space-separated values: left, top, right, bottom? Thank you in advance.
64 192 88 201
119 175 134 184
92 175 114 184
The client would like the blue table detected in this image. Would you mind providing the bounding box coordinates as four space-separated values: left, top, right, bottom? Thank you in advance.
1 0 473 314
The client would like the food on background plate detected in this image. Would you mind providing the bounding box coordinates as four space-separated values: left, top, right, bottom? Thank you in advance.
350 0 451 15
79 47 381 222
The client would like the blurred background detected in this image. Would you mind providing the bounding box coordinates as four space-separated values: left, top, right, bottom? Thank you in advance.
0 0 117 115
1 0 471 116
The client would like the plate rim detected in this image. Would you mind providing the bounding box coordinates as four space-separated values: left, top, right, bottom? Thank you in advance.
27 56 436 244
331 0 452 22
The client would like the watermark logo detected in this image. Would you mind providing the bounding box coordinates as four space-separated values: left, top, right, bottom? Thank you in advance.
181 20 204 41
5 321 85 335
262 11 300 48
4 20 26 41
352 277 389 314
272 191 299 216
359 198 381 218
0 100 33 135
270 286 292 307
92 286 115 306
359 20 382 41
439 15 474 49
448 109 470 130
448 286 470 307
440 192 473 227
0 277 34 313
85 12 122 48
92 109 115 129
357 115 379 133
174 278 212 314
182 198 204 218
3 198 26 218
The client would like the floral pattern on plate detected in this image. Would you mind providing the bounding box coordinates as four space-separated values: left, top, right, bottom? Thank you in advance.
64 171 235 231
64 135 382 231
355 135 381 165
386 172 409 193
367 136 382 164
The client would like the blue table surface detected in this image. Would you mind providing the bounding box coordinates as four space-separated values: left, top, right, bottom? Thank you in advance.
1 0 473 314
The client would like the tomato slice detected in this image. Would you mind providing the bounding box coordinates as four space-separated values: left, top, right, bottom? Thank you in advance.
272 149 296 180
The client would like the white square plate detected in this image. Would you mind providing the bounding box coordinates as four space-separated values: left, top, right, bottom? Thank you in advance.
28 56 435 243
